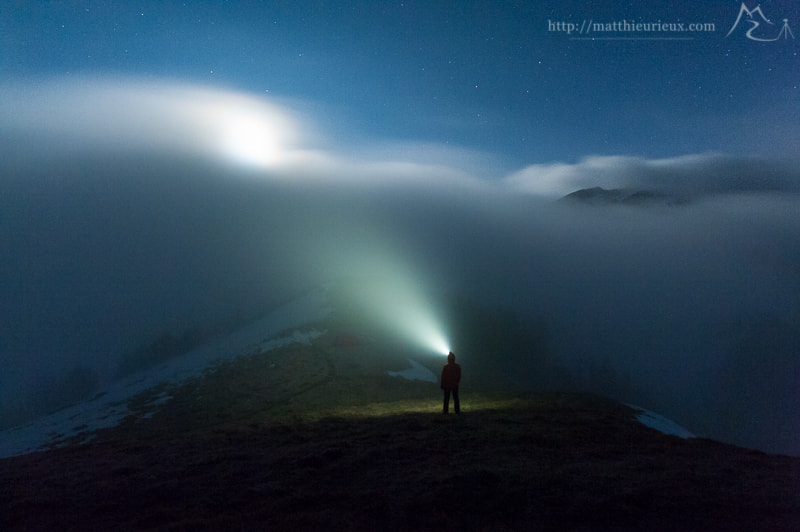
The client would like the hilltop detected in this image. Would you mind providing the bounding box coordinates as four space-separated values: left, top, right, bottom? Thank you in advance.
2 327 799 531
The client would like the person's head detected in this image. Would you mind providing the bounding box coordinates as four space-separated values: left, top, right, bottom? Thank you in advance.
447 351 455 363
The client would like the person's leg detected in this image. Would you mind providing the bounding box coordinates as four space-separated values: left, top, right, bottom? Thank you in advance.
443 388 450 414
453 387 460 414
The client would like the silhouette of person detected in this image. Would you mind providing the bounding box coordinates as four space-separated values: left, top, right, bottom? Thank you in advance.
441 351 461 414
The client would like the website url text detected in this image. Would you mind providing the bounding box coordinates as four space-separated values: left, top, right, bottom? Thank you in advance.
548 19 716 36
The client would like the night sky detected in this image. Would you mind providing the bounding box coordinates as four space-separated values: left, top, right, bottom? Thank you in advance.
1 2 799 455
3 1 798 162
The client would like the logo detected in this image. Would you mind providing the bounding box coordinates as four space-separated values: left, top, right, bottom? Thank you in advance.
726 3 794 41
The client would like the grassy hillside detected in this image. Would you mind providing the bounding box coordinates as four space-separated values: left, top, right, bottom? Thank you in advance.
2 329 799 530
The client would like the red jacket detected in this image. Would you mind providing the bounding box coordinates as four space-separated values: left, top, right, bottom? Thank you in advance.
441 362 461 389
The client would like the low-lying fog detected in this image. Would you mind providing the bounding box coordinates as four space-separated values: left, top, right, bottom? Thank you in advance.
2 79 798 455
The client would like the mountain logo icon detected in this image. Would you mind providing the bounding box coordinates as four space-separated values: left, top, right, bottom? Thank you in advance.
726 3 794 41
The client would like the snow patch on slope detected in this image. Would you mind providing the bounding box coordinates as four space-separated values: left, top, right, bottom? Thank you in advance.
0 290 330 458
387 358 438 383
627 404 695 439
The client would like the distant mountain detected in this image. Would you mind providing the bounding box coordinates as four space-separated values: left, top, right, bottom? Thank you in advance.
560 186 689 206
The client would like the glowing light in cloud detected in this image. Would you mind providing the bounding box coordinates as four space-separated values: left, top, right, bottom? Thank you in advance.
210 93 298 168
0 78 301 168
219 110 282 167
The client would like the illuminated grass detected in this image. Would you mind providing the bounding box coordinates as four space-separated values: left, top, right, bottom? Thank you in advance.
296 393 533 422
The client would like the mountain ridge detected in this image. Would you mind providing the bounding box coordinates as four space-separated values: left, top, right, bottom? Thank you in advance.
2 326 799 530
560 186 689 206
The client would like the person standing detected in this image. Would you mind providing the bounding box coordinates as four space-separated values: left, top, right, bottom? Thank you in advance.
441 351 461 414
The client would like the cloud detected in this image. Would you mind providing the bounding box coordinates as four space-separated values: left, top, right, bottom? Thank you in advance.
3 78 797 198
0 78 305 168
0 78 501 195
504 153 800 197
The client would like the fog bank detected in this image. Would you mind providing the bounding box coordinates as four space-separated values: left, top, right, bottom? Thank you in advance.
1 79 798 454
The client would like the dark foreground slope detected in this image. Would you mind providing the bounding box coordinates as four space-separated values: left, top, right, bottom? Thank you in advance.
2 339 799 531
